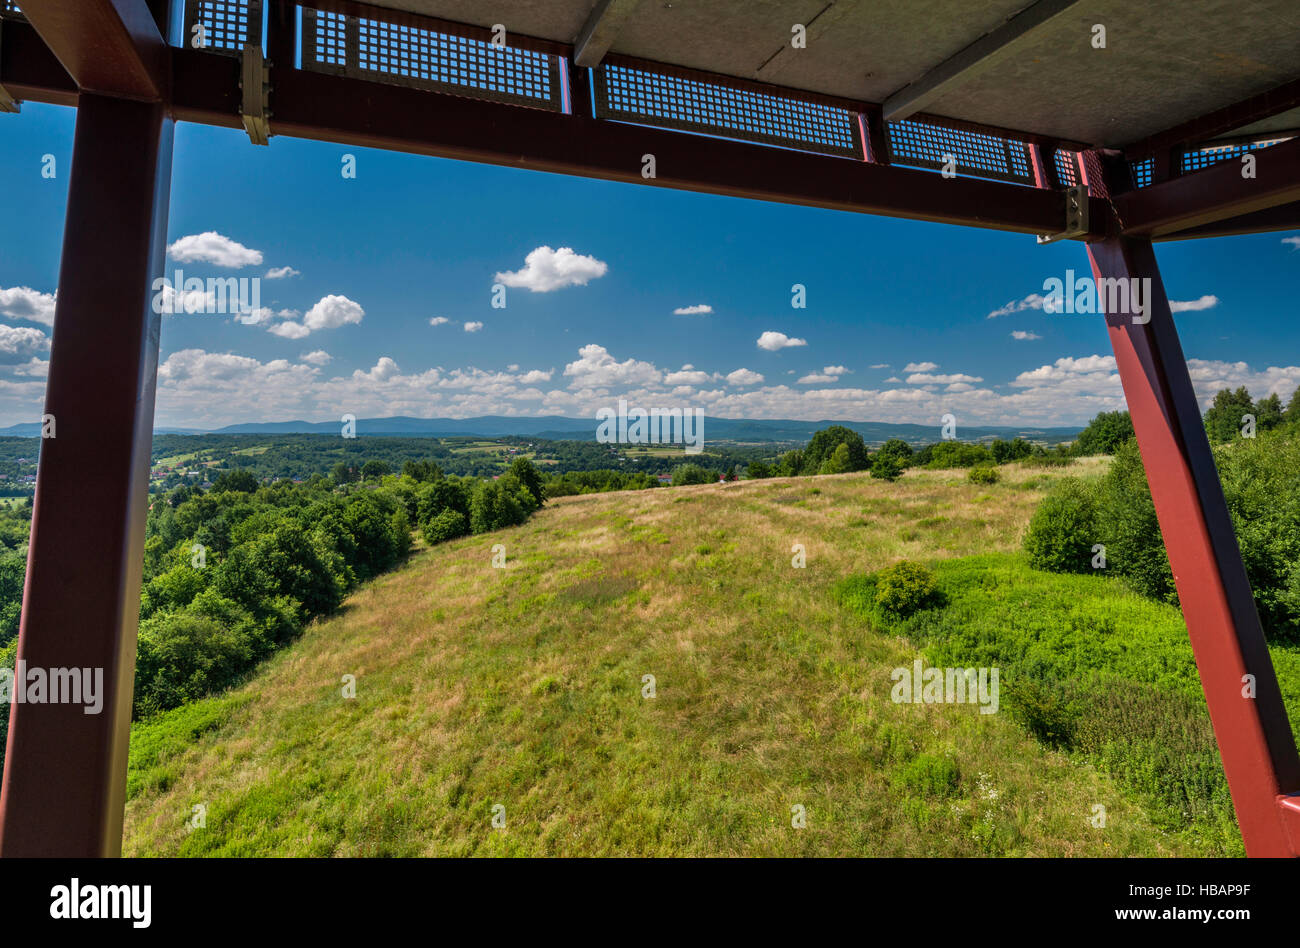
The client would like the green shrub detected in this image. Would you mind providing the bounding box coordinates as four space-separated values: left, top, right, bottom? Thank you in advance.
1023 477 1097 573
968 465 999 485
873 561 940 617
925 441 993 469
423 508 468 545
870 455 902 481
1094 439 1175 603
671 464 714 486
898 753 961 798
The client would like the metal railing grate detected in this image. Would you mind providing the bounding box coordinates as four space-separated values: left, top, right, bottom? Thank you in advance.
183 0 262 54
1130 156 1154 188
885 120 1034 184
1053 150 1079 188
592 61 863 159
301 6 563 111
1181 137 1291 174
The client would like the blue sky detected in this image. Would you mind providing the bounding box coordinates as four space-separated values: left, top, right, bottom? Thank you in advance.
1 100 1297 430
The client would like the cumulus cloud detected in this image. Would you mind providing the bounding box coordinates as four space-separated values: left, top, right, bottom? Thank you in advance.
267 321 311 339
1170 295 1219 312
1283 236 1300 249
988 293 1049 318
494 246 608 292
726 368 764 387
756 331 807 351
429 317 450 326
673 304 713 315
563 343 661 390
166 232 263 268
1011 330 1042 340
464 321 484 332
798 365 851 384
303 295 364 331
0 326 50 364
0 286 57 326
265 266 300 279
869 363 890 369
903 361 938 373
664 364 719 386
906 372 984 385
300 350 332 365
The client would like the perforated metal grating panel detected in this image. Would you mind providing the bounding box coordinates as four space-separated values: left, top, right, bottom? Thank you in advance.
1180 137 1291 174
1053 150 1079 188
592 62 863 159
183 0 262 54
885 121 1034 184
1130 156 1154 188
301 7 563 111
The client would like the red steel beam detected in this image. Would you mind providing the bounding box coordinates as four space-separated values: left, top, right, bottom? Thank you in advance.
18 0 168 101
0 18 77 107
1115 135 1300 238
245 54 1099 236
0 93 173 857
1086 233 1300 857
1153 201 1300 242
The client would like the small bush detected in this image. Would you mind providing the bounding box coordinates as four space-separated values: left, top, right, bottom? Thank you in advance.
870 455 902 482
898 753 961 798
968 465 999 485
1023 477 1097 573
423 508 468 545
873 561 940 617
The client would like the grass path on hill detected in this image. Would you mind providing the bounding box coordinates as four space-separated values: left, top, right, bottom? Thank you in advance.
124 458 1197 856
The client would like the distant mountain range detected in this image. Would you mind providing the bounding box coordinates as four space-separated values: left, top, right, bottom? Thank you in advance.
0 415 1083 444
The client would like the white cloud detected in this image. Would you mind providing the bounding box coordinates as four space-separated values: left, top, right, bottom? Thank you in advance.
563 343 661 389
0 326 50 363
120 343 1300 431
166 232 263 268
12 357 48 378
1170 295 1219 312
303 294 364 332
0 286 57 326
265 266 300 280
267 321 311 339
1283 236 1300 249
300 350 332 365
869 363 889 369
238 307 277 326
987 293 1049 318
1011 330 1042 340
494 246 608 292
906 372 984 385
664 364 719 386
726 368 764 387
756 331 807 351
798 365 851 384
903 361 938 373
429 317 450 326
464 321 484 333
673 304 713 315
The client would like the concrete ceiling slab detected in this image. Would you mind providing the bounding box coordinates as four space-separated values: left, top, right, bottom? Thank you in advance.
364 0 1300 148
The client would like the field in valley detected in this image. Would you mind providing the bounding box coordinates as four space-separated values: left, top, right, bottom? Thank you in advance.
123 458 1253 856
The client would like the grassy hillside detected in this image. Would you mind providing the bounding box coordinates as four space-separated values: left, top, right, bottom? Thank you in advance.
124 458 1216 856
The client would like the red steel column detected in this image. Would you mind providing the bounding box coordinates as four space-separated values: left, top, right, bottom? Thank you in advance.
1086 233 1300 856
0 94 173 856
